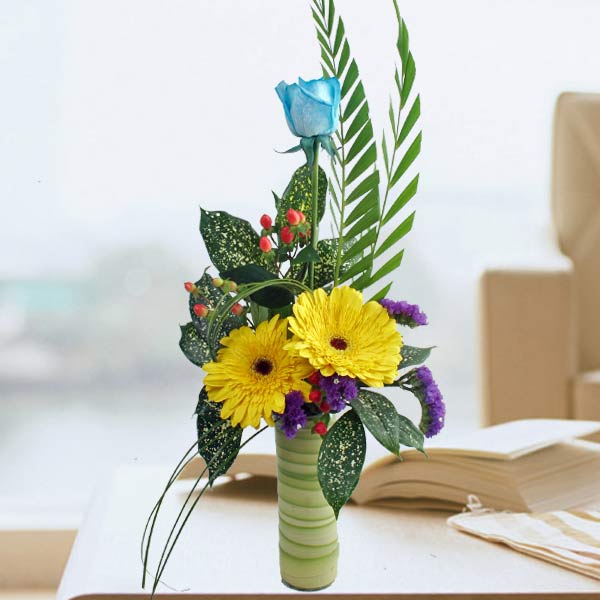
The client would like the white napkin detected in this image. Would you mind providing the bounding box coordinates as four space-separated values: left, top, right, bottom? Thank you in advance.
448 499 600 580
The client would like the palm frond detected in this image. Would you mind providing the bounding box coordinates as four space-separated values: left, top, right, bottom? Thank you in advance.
366 0 422 299
310 0 421 298
310 0 380 287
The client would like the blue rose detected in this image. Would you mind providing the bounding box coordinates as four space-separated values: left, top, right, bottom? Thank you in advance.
275 77 341 139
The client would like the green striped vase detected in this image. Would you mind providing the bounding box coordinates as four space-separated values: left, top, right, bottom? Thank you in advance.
275 421 339 590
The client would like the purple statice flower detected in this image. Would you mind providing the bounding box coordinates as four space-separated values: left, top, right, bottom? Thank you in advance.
275 390 307 439
414 366 445 438
380 298 428 328
318 374 358 412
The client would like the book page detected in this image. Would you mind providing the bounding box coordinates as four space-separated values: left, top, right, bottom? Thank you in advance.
179 419 600 482
403 419 600 460
179 427 394 480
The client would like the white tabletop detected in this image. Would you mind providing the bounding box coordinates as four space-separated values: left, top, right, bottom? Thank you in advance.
58 465 600 599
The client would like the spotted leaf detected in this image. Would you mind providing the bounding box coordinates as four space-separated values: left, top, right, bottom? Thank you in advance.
200 209 269 273
179 322 211 367
318 409 366 518
400 345 433 369
188 273 243 331
351 390 401 456
291 239 347 288
196 388 243 485
397 413 425 452
276 164 327 228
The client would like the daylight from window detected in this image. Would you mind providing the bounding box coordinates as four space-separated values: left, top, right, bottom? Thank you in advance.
1 0 599 514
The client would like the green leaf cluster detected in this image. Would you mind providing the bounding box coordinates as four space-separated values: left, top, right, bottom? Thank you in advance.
351 390 424 454
198 165 332 311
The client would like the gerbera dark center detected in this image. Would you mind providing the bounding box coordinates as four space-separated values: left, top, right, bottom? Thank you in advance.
253 357 273 376
330 337 348 351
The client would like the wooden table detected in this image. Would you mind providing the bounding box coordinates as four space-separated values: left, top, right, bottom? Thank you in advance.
57 465 600 599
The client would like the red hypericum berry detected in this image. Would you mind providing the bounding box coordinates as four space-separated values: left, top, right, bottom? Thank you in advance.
259 236 272 252
280 226 294 244
231 303 244 316
307 371 320 386
314 421 328 436
184 281 195 293
212 277 224 288
193 303 209 318
320 401 331 414
309 389 322 402
286 208 301 226
260 214 272 229
298 211 306 223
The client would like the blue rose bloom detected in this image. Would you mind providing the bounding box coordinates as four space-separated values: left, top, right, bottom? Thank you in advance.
275 77 341 139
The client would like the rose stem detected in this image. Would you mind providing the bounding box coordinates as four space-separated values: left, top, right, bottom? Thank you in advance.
308 138 320 289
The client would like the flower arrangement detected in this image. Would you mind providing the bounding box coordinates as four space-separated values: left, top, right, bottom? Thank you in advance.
142 0 444 593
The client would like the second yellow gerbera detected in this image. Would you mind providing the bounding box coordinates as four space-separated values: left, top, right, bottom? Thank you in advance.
203 316 312 428
285 286 402 387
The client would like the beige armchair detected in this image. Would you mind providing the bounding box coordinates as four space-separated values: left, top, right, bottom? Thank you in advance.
480 92 600 425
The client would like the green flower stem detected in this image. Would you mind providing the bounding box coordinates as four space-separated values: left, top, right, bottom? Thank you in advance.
276 422 338 590
142 421 229 588
206 278 311 351
308 139 321 289
141 439 198 587
151 426 269 597
332 119 347 286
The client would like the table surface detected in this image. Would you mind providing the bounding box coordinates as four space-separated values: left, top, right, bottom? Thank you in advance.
57 465 600 600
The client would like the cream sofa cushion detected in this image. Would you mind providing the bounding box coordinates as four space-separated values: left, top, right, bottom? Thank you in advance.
552 93 600 371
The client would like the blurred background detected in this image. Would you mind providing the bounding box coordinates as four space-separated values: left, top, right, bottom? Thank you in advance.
1 0 599 517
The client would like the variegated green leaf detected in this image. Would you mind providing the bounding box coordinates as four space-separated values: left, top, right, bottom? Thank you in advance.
179 322 211 367
200 209 268 273
276 164 327 228
196 388 243 484
397 413 424 452
400 345 433 368
318 409 366 517
351 390 401 455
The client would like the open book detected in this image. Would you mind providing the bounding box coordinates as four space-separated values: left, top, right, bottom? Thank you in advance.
180 419 600 512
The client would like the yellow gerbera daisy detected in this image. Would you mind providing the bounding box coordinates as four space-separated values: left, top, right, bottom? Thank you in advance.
203 316 312 429
285 286 403 387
